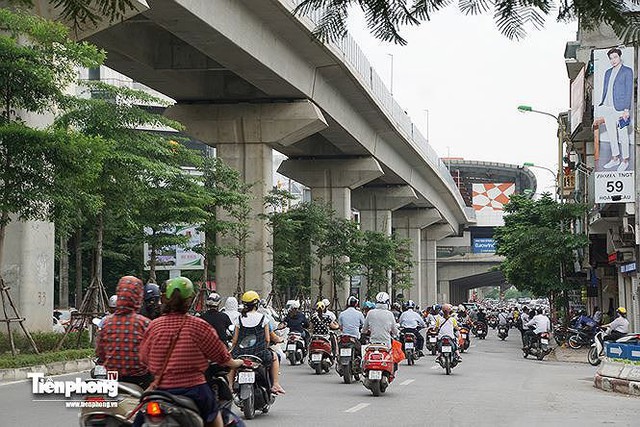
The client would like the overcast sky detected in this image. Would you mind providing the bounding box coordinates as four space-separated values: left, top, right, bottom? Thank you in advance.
347 8 578 195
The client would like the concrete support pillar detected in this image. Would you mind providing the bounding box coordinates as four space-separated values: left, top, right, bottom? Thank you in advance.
423 224 455 304
277 157 383 303
353 186 417 299
166 101 327 298
391 208 440 308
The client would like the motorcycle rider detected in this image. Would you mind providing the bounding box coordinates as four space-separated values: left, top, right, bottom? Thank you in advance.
321 298 337 322
230 290 286 395
436 303 461 362
201 292 232 343
391 302 402 322
338 296 366 356
498 308 509 328
601 307 629 342
96 276 152 389
362 292 399 363
139 282 161 320
519 306 531 344
222 296 241 326
424 306 437 329
281 300 310 345
523 308 551 349
399 300 426 356
139 277 244 427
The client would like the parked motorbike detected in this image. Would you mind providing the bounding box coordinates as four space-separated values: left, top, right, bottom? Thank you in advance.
79 364 142 427
336 334 361 384
234 355 275 420
308 334 334 374
458 324 471 352
523 332 552 360
475 322 488 340
568 327 595 349
362 344 395 396
400 329 418 365
552 324 569 346
588 330 639 366
425 328 438 356
497 324 509 340
437 336 459 375
285 332 307 366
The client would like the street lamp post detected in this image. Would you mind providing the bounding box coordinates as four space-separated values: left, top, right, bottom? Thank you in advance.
517 105 567 202
387 53 394 95
522 162 558 200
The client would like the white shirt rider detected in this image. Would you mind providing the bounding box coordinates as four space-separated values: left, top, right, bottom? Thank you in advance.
399 308 426 330
525 314 551 334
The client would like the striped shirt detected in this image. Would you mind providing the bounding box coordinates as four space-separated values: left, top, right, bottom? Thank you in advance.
140 313 231 389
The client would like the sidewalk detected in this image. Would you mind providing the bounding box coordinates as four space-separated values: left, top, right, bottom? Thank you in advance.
0 358 93 382
551 346 589 364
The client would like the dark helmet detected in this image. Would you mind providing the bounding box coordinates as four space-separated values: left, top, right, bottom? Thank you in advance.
144 283 160 301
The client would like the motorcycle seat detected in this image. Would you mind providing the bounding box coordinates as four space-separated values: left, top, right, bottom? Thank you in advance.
141 391 200 414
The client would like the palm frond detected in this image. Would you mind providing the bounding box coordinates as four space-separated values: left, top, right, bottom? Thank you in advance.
458 0 491 16
411 0 454 21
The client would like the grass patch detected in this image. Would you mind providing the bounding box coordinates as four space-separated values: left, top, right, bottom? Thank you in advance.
0 348 95 369
0 331 91 354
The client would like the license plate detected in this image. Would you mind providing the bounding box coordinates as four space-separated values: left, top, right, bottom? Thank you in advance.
462 334 467 338
442 346 452 353
368 370 382 380
238 371 255 384
93 365 106 377
311 353 322 362
429 337 437 343
340 348 352 357
287 344 297 351
404 342 414 349
541 339 549 345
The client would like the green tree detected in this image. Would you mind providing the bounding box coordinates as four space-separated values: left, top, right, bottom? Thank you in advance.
352 230 398 299
295 0 640 45
494 193 588 318
391 235 413 295
56 82 187 287
0 9 103 305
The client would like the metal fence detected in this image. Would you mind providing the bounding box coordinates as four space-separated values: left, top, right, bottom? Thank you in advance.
281 1 467 211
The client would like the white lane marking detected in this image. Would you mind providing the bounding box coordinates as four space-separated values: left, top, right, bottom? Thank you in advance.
430 365 440 369
345 403 370 413
399 379 415 386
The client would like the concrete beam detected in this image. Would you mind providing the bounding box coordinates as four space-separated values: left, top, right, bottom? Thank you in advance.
423 223 456 242
392 208 441 230
165 100 328 148
351 186 417 212
277 157 384 190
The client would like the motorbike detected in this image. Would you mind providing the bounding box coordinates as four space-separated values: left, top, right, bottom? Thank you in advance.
458 324 471 352
497 324 509 340
308 334 334 374
568 327 595 349
399 329 419 365
425 327 438 356
588 330 639 366
523 332 552 360
79 364 142 427
137 390 204 426
285 332 307 365
437 336 459 375
234 355 275 420
475 322 488 340
336 334 361 384
552 323 569 346
361 344 395 396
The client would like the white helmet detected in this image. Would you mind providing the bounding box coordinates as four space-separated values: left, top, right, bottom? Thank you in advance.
375 292 390 305
322 298 330 309
108 295 118 308
458 304 466 313
286 300 300 310
206 292 222 307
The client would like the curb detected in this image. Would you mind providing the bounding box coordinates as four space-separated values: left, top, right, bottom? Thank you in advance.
0 358 94 382
594 373 640 396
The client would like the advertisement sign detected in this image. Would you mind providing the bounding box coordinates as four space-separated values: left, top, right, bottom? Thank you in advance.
472 183 515 226
592 47 635 203
473 238 496 253
570 67 585 134
143 225 204 270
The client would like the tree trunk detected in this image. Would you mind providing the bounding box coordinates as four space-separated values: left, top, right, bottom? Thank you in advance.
236 255 243 297
0 212 8 272
95 214 104 283
149 245 157 283
202 231 210 284
59 234 69 309
74 229 83 308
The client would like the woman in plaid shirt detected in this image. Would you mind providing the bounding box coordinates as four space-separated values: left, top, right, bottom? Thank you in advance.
140 277 243 427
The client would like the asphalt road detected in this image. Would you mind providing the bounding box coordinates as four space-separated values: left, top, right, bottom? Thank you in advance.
1 329 637 426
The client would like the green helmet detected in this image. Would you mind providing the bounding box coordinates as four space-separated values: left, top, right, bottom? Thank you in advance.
165 277 195 300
